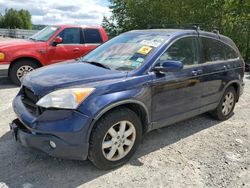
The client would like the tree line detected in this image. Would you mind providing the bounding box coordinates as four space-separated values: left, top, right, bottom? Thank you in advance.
0 9 32 30
102 0 250 62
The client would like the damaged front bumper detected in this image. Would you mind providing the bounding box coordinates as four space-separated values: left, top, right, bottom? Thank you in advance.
10 94 93 160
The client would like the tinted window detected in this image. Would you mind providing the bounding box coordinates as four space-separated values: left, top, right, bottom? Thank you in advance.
58 28 81 44
224 44 238 60
201 37 225 62
201 37 239 62
159 37 198 66
83 29 102 43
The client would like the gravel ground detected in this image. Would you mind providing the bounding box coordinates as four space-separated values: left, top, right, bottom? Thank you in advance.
0 73 249 187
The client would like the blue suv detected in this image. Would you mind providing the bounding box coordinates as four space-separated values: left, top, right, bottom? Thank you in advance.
11 29 245 169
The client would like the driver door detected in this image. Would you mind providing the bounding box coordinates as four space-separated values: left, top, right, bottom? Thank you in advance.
47 27 83 64
151 36 204 128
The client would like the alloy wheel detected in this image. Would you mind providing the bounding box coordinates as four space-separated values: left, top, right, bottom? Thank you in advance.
222 91 235 116
102 120 136 161
16 65 34 80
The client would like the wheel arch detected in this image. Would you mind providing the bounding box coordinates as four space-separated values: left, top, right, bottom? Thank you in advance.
8 57 43 75
86 100 150 143
224 81 241 102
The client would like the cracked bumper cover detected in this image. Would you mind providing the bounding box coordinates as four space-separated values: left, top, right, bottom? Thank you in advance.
11 95 93 160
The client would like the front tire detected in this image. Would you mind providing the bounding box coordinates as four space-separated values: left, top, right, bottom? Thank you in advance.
9 60 39 86
211 86 237 120
88 107 142 170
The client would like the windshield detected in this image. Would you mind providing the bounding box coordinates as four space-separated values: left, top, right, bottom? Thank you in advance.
29 26 60 41
81 32 170 71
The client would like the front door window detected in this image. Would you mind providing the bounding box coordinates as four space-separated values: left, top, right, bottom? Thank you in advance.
158 37 198 66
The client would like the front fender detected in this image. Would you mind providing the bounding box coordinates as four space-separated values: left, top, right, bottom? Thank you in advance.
78 87 151 119
78 86 152 143
10 54 45 66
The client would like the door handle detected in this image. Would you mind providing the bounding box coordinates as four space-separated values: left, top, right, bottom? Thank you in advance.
73 48 80 53
191 69 203 76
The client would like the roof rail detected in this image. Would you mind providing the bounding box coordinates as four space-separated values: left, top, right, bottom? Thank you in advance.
212 27 221 38
147 23 204 30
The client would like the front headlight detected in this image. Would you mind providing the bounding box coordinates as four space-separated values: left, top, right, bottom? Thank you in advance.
36 88 95 109
0 52 5 60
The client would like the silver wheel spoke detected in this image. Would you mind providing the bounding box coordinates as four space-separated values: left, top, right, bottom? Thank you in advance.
108 127 118 138
118 146 125 156
107 146 117 160
225 107 228 115
124 128 133 138
124 139 132 146
119 121 126 135
103 140 113 149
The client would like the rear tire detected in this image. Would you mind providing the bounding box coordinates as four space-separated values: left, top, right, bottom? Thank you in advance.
88 107 142 170
9 60 39 86
211 86 236 121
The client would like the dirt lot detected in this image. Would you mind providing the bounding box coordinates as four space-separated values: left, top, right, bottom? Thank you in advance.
0 73 249 187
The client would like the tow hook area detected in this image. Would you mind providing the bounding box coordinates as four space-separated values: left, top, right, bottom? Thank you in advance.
10 119 19 141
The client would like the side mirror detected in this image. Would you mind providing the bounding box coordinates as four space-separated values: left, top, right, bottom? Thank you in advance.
53 36 63 46
153 60 183 73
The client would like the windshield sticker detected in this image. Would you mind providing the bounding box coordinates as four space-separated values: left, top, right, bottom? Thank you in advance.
136 57 144 62
126 61 132 66
140 40 162 47
137 46 153 55
51 27 58 31
131 61 141 67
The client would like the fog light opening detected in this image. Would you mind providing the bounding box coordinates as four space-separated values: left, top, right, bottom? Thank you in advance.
49 140 56 149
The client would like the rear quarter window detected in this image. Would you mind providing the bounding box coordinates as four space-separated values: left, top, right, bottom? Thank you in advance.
201 37 225 62
201 37 239 63
223 44 239 60
83 29 102 44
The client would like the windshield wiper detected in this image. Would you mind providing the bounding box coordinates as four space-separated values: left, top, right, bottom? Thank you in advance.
83 61 111 70
29 37 36 41
29 37 46 42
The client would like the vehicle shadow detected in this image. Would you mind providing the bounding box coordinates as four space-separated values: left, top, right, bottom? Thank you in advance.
0 113 221 187
0 77 18 89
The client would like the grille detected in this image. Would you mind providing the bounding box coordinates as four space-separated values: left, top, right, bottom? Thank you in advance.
22 87 44 116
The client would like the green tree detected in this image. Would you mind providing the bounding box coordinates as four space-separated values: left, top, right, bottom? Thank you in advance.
0 13 3 27
102 16 118 38
19 9 32 29
103 0 250 61
2 8 32 29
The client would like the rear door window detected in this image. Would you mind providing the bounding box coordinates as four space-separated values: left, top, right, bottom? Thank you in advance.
83 29 102 44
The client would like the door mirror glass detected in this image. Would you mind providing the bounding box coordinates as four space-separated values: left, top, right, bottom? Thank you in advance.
53 36 63 46
153 60 183 73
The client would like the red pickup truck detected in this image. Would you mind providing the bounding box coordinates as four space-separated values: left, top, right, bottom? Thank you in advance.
0 25 108 85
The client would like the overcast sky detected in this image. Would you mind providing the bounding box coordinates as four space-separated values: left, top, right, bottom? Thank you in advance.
0 0 110 25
